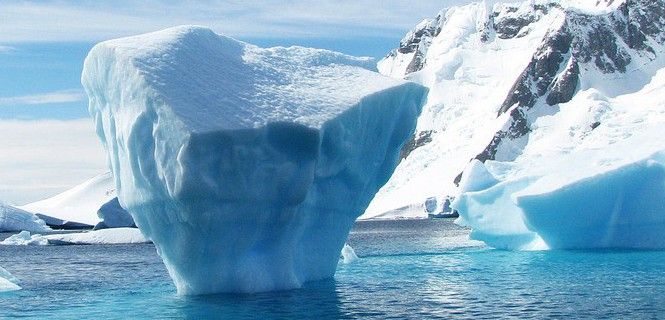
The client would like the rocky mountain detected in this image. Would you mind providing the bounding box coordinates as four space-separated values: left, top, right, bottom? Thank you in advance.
363 0 665 219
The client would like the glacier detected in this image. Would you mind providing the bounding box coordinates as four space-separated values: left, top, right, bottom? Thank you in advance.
81 26 426 294
0 267 20 292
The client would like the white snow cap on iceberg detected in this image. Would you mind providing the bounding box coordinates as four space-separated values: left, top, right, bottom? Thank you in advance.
82 26 426 294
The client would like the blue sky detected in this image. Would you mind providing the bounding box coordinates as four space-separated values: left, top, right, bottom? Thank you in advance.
0 0 470 204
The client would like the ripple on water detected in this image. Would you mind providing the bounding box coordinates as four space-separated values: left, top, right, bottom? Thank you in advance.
0 220 664 319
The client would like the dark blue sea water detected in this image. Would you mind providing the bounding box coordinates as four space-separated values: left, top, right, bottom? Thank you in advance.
1 219 664 319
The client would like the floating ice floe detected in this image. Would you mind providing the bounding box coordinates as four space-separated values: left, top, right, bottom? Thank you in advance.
1 228 149 246
0 267 21 292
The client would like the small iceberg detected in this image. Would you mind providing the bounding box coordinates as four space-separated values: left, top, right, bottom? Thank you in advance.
0 267 21 292
340 243 359 264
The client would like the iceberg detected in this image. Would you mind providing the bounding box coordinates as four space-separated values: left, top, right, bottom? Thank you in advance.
94 198 136 230
1 231 49 246
0 267 20 292
0 203 49 233
454 118 665 250
340 244 359 264
81 26 426 294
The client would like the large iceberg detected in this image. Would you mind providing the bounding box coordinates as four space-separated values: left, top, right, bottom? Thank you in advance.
81 26 426 294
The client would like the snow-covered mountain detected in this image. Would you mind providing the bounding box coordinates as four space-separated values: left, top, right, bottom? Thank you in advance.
20 172 117 226
363 0 665 229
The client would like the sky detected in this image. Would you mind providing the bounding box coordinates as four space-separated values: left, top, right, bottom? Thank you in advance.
0 0 472 205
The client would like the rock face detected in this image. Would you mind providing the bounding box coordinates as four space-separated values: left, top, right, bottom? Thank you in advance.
479 0 665 165
82 26 426 294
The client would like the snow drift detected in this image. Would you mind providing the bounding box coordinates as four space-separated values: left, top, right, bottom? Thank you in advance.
82 26 426 294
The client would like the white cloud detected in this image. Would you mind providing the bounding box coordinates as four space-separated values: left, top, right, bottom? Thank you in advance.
0 119 107 205
0 0 473 42
0 45 14 53
0 90 85 106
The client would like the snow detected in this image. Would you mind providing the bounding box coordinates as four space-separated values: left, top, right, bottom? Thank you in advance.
0 203 49 233
0 267 20 292
1 228 149 245
368 0 665 249
454 67 665 249
366 1 559 219
82 26 426 294
21 172 117 226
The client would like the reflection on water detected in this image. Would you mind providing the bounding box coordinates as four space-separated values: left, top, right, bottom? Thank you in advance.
1 219 664 319
171 280 344 319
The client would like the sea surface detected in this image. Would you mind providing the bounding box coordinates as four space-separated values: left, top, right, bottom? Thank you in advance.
1 219 664 319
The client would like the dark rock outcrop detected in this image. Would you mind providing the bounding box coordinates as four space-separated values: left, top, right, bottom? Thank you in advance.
475 0 664 167
400 130 435 160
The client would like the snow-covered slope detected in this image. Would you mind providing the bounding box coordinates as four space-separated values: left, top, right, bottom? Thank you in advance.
0 203 49 233
20 172 119 226
82 26 426 294
368 0 665 249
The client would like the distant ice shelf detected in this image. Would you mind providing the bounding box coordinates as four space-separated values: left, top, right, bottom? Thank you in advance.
0 229 150 246
82 26 426 294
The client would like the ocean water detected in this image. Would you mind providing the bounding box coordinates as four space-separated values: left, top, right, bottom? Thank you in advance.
1 219 664 319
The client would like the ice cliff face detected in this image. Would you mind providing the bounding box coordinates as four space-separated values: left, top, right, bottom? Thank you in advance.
82 26 426 294
369 0 665 249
